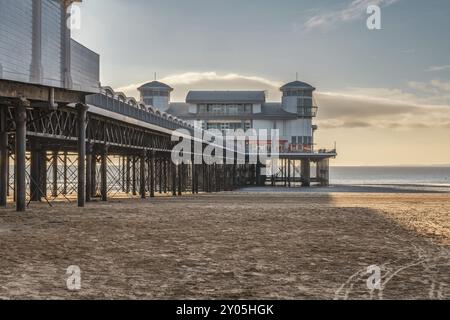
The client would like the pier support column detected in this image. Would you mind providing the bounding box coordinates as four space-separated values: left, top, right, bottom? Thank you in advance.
317 159 330 187
77 103 88 207
158 158 163 194
222 164 227 191
203 163 208 193
15 98 29 212
216 164 220 192
149 151 155 198
256 161 262 186
86 144 93 202
288 159 291 188
206 164 211 193
301 160 311 187
209 165 214 193
51 151 58 197
177 164 182 196
196 164 201 194
271 160 275 187
232 162 237 190
132 155 137 196
91 153 97 198
30 142 41 202
0 106 8 207
184 164 188 193
163 158 168 194
212 164 216 192
191 160 196 195
172 162 177 196
180 163 185 193
140 150 146 199
40 149 47 199
100 145 108 202
121 156 125 192
126 156 131 194
63 151 68 195
292 160 296 187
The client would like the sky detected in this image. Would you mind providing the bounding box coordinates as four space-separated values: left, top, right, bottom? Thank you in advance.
72 0 450 166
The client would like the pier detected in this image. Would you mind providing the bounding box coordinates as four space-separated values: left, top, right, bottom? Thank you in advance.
0 0 336 212
0 81 336 212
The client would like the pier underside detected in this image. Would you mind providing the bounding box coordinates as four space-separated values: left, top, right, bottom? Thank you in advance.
0 80 335 212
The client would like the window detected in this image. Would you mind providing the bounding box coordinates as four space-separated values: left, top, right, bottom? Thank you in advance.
244 121 252 130
143 90 169 97
296 136 313 145
144 98 153 106
197 104 253 115
286 89 307 96
292 137 297 144
228 104 239 115
297 98 316 117
212 105 224 114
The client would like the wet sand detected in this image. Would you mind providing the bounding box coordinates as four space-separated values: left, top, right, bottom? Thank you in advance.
0 191 449 300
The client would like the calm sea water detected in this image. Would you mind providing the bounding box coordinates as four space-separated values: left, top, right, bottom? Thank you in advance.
330 167 450 186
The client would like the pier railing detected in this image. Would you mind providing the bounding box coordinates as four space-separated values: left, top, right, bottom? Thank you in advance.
86 93 194 132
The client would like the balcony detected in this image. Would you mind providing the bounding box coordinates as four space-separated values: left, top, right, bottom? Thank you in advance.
287 144 313 153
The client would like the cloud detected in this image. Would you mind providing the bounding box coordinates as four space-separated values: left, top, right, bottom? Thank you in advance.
304 0 400 31
429 80 450 92
407 80 450 102
160 72 282 88
426 65 450 72
115 71 450 131
315 88 450 130
115 72 283 101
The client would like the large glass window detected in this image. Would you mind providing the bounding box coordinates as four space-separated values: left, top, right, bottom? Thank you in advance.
285 89 313 97
297 97 317 117
142 90 169 97
228 104 239 115
144 98 153 105
206 121 250 131
197 104 253 115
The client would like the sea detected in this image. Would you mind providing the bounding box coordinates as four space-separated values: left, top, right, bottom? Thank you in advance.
330 166 450 186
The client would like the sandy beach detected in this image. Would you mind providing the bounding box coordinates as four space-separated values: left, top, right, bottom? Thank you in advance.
0 188 449 300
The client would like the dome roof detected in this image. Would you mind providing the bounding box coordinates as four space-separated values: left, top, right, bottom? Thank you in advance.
280 80 315 91
138 81 173 91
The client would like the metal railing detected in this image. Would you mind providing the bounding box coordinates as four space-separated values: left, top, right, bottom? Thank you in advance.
297 106 319 118
86 94 194 133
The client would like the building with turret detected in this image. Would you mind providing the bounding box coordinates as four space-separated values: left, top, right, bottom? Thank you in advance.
138 81 174 113
138 80 320 153
138 79 336 187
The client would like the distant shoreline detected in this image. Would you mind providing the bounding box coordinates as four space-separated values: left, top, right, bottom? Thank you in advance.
238 184 450 194
330 165 450 168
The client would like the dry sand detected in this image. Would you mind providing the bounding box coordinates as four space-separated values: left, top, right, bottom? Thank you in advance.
0 191 449 300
